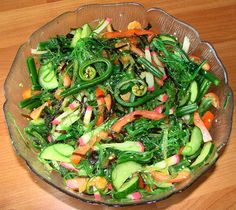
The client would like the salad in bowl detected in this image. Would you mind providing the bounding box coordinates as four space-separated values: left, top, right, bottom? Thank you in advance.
4 3 233 206
19 18 220 201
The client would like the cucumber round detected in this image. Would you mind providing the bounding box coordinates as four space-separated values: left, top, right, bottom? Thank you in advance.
159 34 177 43
70 28 82 48
113 176 139 199
189 81 198 103
39 144 72 162
186 147 202 160
190 142 215 169
182 126 203 156
81 24 92 38
30 118 45 126
206 151 218 165
169 158 190 175
53 144 74 157
179 92 190 106
38 62 58 90
99 141 142 152
156 182 173 189
112 161 142 190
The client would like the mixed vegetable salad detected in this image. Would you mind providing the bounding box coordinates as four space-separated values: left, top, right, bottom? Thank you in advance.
19 18 221 200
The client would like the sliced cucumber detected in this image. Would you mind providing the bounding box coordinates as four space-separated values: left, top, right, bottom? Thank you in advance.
190 142 215 169
70 24 92 48
39 144 73 162
169 158 190 175
78 168 88 176
179 92 190 106
53 144 74 157
98 141 142 152
182 126 203 156
206 150 218 165
113 176 139 199
81 24 92 38
38 62 58 90
70 28 82 48
189 81 198 103
56 109 80 131
198 97 212 116
156 182 173 189
51 131 62 141
30 118 45 126
112 161 142 190
159 34 177 43
186 147 202 160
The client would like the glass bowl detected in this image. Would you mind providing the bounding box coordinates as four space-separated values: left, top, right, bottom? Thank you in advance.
3 2 234 207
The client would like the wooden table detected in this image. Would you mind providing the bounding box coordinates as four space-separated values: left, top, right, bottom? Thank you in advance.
0 0 236 209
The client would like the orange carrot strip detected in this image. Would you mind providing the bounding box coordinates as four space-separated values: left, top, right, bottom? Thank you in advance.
145 185 151 192
189 55 211 71
22 88 32 99
193 112 212 142
22 88 41 99
66 177 88 192
151 171 170 182
111 110 165 133
154 76 164 87
70 154 82 165
103 29 155 39
96 86 105 98
96 97 105 126
104 94 112 112
63 73 72 88
203 92 220 109
96 87 106 126
168 170 190 183
29 102 48 120
202 111 215 130
130 44 144 57
74 131 108 156
138 176 145 189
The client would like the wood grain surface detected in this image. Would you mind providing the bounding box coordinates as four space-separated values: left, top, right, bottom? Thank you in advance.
0 0 236 209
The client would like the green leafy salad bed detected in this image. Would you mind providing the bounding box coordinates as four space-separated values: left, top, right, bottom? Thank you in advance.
19 18 220 200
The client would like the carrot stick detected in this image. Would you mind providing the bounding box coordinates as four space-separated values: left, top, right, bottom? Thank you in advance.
151 171 170 182
111 110 165 133
96 87 106 126
168 170 190 183
22 88 32 99
203 92 220 109
202 111 215 129
66 177 88 192
96 97 105 126
96 86 105 98
63 73 72 87
138 176 145 188
104 94 112 112
193 112 212 142
103 29 155 38
22 88 41 99
74 131 108 156
29 102 48 120
70 154 82 165
130 44 145 57
189 55 211 71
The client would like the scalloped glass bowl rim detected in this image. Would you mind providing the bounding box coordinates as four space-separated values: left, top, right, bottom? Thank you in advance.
3 2 234 207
